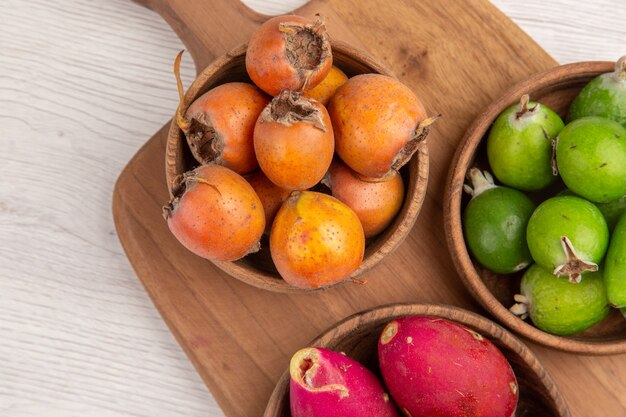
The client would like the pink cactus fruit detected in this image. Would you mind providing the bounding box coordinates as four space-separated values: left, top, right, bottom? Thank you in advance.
289 347 399 417
378 315 519 417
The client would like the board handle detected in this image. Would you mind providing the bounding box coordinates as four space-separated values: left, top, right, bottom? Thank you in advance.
133 0 267 71
133 0 364 73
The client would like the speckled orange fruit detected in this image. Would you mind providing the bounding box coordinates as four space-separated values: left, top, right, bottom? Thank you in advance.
324 160 404 238
245 170 292 234
304 65 348 105
163 164 265 261
173 51 269 175
329 74 431 178
181 82 269 174
246 15 332 96
254 91 334 190
270 191 365 288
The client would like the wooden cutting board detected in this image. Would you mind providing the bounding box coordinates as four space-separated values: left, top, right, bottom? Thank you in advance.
113 1 626 416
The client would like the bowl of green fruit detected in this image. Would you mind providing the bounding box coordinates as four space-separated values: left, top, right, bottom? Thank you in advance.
444 57 626 354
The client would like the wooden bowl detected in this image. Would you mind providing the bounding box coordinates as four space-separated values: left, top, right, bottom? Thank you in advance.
264 303 570 417
165 41 429 293
444 61 626 354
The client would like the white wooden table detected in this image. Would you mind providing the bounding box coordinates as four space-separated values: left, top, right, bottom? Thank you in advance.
1 1 624 416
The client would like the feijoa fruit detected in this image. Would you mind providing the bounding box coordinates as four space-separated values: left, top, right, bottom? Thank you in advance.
526 196 609 283
462 168 535 274
567 56 626 128
555 116 626 203
487 94 563 191
604 214 626 308
510 264 609 335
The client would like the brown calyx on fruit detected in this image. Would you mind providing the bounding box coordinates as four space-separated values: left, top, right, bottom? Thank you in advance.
279 16 331 91
162 169 222 220
391 114 439 171
163 173 185 219
185 113 224 165
515 94 538 119
259 90 327 131
173 50 224 165
548 129 559 176
553 236 598 283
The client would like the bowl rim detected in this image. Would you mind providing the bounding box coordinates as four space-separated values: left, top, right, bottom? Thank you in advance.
164 40 430 293
264 302 571 417
443 60 626 354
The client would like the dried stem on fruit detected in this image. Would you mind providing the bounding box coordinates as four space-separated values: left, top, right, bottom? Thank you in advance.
391 114 440 171
173 51 225 165
259 90 327 131
186 113 224 165
279 16 330 92
174 50 190 132
553 236 598 283
162 169 222 220
163 174 185 219
515 94 538 119
549 131 559 176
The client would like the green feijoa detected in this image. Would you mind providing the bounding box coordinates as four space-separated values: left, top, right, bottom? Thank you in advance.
462 168 535 274
567 56 626 128
509 264 610 335
526 195 609 283
555 116 626 203
604 214 626 307
596 195 626 231
487 94 563 191
559 189 626 231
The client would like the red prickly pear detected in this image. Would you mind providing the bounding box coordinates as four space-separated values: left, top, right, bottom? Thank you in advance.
290 347 398 417
378 316 518 417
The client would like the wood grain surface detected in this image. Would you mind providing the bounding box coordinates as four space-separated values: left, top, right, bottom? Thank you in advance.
1 1 625 417
113 1 626 417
